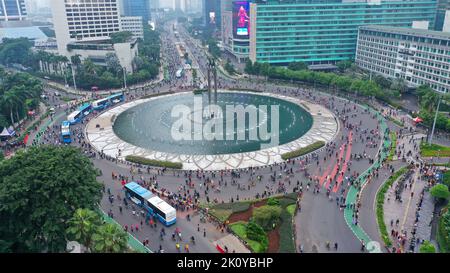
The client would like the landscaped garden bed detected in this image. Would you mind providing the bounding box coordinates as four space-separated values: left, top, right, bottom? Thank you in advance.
202 193 299 253
125 155 183 169
281 141 325 160
376 166 409 247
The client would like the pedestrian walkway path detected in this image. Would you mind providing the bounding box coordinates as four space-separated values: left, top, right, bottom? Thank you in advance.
383 167 434 252
100 210 153 253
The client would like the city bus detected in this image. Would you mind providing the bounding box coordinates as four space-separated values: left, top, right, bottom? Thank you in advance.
78 103 92 118
124 182 154 208
61 121 71 144
67 110 82 125
92 97 110 111
146 195 177 226
108 93 125 106
176 68 184 78
124 182 177 226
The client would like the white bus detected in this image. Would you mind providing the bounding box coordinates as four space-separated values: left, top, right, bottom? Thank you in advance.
146 196 176 226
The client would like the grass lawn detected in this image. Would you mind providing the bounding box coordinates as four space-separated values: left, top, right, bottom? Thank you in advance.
286 204 296 216
420 142 450 157
209 208 233 222
229 221 265 253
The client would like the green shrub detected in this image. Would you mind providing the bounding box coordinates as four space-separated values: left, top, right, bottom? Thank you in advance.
125 155 182 169
430 184 450 200
267 197 280 206
230 221 266 253
246 221 268 252
253 205 282 231
193 89 207 95
419 240 436 253
444 171 450 189
141 91 174 99
281 141 325 160
278 208 296 253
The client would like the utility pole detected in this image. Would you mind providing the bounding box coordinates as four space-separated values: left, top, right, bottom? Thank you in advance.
428 95 441 145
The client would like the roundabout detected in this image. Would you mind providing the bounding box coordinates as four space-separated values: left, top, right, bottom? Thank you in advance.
86 91 339 170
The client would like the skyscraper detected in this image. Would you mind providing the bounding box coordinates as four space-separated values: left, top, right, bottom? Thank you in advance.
247 0 438 65
0 0 27 21
435 0 450 31
51 0 138 72
122 0 151 23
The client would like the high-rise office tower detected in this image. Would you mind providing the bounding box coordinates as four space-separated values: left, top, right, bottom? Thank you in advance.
51 0 138 72
435 0 450 31
122 0 151 23
203 0 221 27
244 0 438 65
0 0 27 21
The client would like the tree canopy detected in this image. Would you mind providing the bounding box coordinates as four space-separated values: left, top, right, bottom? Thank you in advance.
0 146 102 252
430 184 450 201
110 31 133 44
419 240 436 253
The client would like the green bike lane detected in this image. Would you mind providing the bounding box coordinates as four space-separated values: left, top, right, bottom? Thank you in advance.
343 106 391 251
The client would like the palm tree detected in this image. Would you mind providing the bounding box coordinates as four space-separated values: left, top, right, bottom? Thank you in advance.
2 90 19 126
91 223 128 253
66 209 102 252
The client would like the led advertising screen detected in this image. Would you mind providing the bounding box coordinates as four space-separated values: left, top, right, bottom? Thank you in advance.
209 12 216 24
233 1 250 38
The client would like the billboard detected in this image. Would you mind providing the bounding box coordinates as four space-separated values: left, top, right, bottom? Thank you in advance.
233 1 250 38
209 12 216 24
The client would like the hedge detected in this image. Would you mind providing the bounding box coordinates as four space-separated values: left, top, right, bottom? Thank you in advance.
193 89 207 95
387 132 397 161
278 208 296 253
281 141 325 160
125 155 183 169
141 91 174 99
375 166 408 247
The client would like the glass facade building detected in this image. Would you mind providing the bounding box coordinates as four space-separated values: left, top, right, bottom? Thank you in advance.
0 0 27 21
434 0 450 31
248 0 438 65
122 0 150 23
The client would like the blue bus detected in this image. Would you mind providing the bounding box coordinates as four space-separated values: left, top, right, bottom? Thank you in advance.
92 97 110 111
78 103 92 118
124 182 154 208
67 110 82 125
67 103 93 124
124 182 176 226
61 121 71 143
108 93 125 106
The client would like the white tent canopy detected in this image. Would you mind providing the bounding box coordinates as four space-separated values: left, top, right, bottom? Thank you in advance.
0 127 12 137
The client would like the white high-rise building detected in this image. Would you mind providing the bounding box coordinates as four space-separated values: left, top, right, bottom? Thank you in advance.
52 0 138 73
